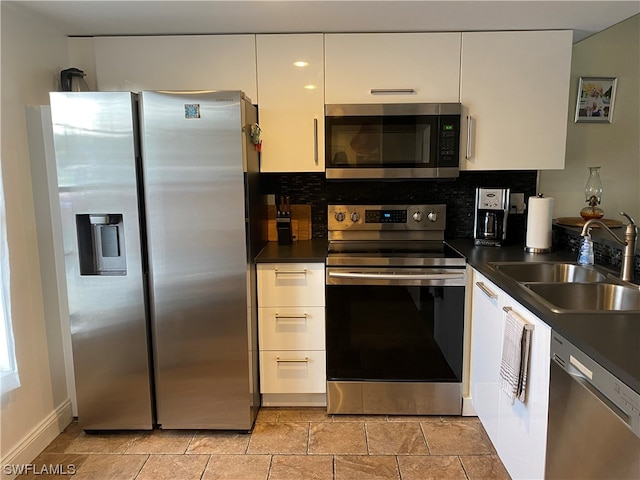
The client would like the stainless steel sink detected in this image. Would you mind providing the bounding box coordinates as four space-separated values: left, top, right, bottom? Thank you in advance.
491 262 608 283
525 283 640 312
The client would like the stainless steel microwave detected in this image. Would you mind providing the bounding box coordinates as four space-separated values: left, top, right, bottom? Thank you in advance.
325 103 461 180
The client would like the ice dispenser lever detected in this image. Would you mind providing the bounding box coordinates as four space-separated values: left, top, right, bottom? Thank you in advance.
76 213 127 275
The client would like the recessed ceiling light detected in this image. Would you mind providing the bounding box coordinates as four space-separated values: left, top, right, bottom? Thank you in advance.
293 61 309 67
304 84 317 90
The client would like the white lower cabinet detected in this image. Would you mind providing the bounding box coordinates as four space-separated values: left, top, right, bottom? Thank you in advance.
470 269 551 480
259 351 326 394
470 272 503 443
257 263 326 406
258 307 325 351
498 294 551 480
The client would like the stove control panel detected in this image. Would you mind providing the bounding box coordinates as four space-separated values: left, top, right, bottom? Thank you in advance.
329 204 446 231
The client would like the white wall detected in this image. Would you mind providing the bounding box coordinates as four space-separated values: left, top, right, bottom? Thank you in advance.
539 14 640 223
0 1 72 470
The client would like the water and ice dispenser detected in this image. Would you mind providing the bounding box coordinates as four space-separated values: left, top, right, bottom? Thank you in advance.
76 214 127 275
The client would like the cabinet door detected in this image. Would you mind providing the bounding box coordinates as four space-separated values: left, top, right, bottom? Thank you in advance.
94 35 257 100
257 263 325 307
460 31 572 170
257 34 324 172
470 271 503 446
497 296 551 480
325 33 461 104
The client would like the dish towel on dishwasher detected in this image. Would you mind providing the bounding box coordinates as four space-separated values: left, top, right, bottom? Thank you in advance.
499 309 533 404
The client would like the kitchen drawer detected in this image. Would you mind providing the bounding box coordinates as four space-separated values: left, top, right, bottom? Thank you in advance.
257 263 325 307
259 307 325 351
259 350 326 394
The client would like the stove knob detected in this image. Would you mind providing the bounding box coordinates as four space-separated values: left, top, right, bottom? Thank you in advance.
334 211 346 222
350 212 361 223
427 211 439 222
412 211 424 222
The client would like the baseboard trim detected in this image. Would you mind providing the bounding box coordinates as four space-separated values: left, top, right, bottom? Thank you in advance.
462 396 477 416
262 393 327 407
1 399 73 479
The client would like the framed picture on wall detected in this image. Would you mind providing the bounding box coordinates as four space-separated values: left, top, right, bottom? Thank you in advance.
575 77 618 123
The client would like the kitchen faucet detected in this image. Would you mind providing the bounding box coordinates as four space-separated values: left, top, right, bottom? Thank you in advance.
580 212 637 282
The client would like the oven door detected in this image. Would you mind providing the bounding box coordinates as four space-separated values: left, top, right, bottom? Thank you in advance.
325 267 466 414
325 104 460 179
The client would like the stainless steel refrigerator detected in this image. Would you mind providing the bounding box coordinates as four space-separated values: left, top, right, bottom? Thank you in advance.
50 90 263 430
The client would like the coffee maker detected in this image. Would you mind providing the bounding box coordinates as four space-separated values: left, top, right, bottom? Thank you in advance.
474 187 510 246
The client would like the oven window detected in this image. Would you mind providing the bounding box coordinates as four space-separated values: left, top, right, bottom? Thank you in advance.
326 116 436 168
326 284 464 382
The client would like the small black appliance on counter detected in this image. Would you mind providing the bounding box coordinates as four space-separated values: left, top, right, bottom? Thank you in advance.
474 187 510 246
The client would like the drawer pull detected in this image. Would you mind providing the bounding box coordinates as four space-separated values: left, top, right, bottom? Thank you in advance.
275 313 308 320
274 269 307 276
370 88 416 95
276 357 309 363
475 281 498 300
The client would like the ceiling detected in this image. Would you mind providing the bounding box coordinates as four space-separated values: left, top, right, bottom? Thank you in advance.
13 0 640 43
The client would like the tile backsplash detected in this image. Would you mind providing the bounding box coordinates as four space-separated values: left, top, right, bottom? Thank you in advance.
260 170 538 240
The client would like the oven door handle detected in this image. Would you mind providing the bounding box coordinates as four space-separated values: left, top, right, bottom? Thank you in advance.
328 271 465 281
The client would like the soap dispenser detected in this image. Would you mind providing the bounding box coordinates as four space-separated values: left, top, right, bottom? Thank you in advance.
577 229 594 265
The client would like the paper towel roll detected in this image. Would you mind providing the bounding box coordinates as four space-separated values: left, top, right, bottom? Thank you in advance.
526 196 554 252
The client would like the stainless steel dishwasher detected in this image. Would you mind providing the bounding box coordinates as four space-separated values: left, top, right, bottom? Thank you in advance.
545 332 640 479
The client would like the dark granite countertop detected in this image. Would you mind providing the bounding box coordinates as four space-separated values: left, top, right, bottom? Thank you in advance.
448 238 640 395
254 237 640 395
255 239 328 263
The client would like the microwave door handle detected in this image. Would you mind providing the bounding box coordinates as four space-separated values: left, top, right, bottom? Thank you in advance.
465 115 474 160
313 118 318 165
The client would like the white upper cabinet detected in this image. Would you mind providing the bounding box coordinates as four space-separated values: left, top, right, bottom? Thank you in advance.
256 34 325 172
93 35 258 101
460 31 573 170
324 33 461 104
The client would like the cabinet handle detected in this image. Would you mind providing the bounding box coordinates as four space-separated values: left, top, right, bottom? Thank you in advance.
274 313 308 320
313 118 319 165
475 281 497 300
276 357 309 363
503 306 534 330
465 115 473 160
331 271 464 281
274 269 307 276
370 88 416 95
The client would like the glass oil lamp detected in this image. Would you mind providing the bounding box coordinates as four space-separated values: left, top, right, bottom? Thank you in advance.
580 166 604 220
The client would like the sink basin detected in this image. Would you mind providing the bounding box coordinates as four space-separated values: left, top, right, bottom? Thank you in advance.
525 283 640 312
491 262 607 283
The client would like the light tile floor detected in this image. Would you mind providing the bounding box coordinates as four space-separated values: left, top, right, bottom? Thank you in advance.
19 408 510 479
